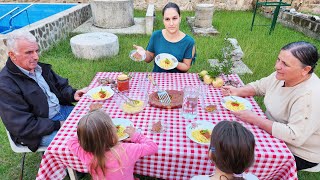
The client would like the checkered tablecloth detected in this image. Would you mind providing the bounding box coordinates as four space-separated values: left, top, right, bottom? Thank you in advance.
36 72 297 180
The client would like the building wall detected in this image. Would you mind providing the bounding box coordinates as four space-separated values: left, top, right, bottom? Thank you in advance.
0 0 319 13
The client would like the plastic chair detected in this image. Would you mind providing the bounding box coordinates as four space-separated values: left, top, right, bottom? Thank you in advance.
250 0 293 34
302 163 320 172
5 129 46 180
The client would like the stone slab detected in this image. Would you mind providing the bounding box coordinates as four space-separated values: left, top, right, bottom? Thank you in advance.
70 32 119 60
91 0 134 28
145 4 155 35
73 17 146 34
186 17 219 36
208 59 253 75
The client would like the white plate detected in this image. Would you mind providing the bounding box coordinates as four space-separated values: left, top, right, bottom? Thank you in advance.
129 50 146 62
221 96 253 111
186 120 215 145
85 86 114 101
155 53 178 70
112 118 134 141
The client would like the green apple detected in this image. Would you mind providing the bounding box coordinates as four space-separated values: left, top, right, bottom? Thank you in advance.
199 70 208 78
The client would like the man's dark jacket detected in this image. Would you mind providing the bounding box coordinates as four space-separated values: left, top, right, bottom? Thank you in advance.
0 58 77 152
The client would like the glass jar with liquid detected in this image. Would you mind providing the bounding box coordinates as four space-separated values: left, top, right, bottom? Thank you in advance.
117 74 130 92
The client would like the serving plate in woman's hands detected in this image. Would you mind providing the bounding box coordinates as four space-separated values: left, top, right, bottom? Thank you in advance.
155 53 178 70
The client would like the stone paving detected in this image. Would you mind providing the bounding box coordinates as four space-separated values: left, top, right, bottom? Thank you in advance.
73 17 146 34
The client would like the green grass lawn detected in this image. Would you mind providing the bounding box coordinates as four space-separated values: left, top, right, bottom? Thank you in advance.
0 10 319 179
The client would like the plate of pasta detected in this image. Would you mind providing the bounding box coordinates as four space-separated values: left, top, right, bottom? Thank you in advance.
221 96 252 112
155 53 178 70
112 118 134 141
186 121 215 145
86 86 114 101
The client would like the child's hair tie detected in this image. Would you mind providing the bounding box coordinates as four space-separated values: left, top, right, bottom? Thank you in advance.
233 173 243 178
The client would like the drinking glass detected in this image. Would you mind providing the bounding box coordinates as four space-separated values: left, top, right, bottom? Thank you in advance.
199 83 208 109
181 86 199 121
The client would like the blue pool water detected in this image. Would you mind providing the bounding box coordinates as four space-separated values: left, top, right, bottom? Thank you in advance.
0 3 76 34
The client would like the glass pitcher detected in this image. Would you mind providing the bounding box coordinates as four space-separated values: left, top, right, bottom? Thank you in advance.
181 86 199 121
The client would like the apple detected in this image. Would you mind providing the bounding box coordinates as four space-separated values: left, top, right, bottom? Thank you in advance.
212 77 224 88
199 70 208 78
203 75 213 85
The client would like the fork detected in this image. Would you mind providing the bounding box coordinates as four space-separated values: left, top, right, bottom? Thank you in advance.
230 95 238 102
110 85 138 107
147 73 171 106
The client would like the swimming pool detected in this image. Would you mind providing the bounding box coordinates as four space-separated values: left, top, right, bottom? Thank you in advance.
0 3 76 34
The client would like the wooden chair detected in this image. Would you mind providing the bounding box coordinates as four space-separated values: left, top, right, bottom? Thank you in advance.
5 128 46 180
250 0 293 34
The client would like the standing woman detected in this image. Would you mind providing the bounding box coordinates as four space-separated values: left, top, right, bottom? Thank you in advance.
221 41 320 171
134 2 196 73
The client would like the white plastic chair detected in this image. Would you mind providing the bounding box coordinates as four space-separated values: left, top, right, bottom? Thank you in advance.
302 163 320 172
5 129 46 180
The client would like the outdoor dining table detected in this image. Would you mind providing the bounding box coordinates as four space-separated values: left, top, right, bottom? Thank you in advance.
36 72 298 180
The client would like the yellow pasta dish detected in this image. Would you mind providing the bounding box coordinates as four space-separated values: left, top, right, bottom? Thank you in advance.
116 125 126 139
121 100 144 114
191 129 211 143
159 58 173 69
91 90 111 100
225 100 246 111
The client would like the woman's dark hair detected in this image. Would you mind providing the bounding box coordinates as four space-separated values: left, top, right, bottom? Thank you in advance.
210 121 255 180
162 2 180 16
281 41 319 74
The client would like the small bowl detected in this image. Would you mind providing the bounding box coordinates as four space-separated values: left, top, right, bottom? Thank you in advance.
129 50 146 62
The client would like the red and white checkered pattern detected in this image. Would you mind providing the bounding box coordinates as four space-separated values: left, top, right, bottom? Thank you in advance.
36 72 297 180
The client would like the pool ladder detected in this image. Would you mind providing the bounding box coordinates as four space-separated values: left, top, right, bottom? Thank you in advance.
1 4 33 34
0 7 19 22
0 7 19 34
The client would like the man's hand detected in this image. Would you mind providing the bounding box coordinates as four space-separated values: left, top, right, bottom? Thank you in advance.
74 87 88 101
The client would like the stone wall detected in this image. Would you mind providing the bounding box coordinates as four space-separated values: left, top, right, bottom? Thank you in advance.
279 11 320 40
0 35 6 69
0 4 91 70
1 0 319 12
260 9 320 40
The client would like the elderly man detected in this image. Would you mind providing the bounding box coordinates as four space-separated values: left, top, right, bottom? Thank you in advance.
0 31 87 152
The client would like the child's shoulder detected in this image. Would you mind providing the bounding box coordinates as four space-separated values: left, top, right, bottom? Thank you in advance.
244 173 259 180
191 175 211 180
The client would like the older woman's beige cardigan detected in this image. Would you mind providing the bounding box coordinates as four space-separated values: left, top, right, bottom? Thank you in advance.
249 72 320 163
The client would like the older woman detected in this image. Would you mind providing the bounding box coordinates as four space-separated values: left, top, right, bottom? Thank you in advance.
133 2 196 73
222 41 320 171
